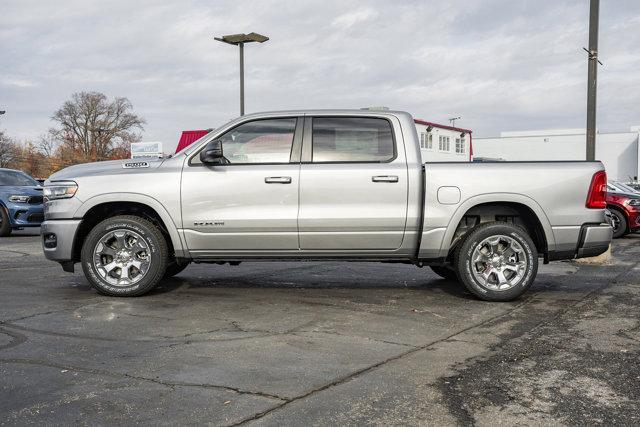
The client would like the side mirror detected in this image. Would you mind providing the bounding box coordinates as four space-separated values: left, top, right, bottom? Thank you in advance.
199 140 224 164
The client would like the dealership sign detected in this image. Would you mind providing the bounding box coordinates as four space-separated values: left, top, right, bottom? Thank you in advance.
131 142 163 159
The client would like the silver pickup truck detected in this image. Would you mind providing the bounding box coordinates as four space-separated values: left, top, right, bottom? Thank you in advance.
41 110 612 301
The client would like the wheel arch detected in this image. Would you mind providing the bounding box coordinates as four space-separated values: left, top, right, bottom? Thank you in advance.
606 204 630 231
71 194 185 262
0 202 12 232
440 194 554 259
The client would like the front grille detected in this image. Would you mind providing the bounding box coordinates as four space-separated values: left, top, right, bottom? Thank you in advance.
27 213 44 223
28 196 43 204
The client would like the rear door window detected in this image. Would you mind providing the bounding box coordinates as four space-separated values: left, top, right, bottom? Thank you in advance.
311 117 395 163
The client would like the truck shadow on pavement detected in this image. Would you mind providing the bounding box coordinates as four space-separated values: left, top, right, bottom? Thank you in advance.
152 273 475 299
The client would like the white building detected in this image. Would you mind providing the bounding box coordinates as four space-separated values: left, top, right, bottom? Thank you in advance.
414 119 473 162
473 126 640 181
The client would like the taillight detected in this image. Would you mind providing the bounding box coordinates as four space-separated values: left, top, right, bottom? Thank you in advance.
586 170 607 209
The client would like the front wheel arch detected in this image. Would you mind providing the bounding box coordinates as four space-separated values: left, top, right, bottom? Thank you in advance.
73 201 179 263
81 215 169 296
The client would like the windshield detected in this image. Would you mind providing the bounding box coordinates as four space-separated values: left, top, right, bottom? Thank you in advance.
0 170 39 187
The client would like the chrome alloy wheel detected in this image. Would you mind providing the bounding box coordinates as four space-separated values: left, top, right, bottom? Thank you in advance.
610 212 621 233
470 234 527 291
93 229 151 287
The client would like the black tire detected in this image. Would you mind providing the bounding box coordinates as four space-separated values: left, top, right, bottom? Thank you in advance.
81 215 168 297
610 209 627 239
0 207 12 237
430 265 458 282
454 222 538 302
163 261 190 279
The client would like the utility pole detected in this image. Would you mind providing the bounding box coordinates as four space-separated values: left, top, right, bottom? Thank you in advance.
239 42 244 116
585 0 600 161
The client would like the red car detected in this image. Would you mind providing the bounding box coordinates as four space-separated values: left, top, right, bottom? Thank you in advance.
606 191 640 238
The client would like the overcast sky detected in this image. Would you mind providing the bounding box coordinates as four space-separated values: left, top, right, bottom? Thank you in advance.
1 0 639 152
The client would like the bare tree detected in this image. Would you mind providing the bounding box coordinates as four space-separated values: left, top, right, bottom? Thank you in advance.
37 132 58 158
50 91 145 161
0 131 19 168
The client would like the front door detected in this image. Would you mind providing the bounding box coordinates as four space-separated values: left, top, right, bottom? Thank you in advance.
298 116 409 251
181 117 302 254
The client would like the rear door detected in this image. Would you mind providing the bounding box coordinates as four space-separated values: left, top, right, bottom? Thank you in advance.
298 115 409 251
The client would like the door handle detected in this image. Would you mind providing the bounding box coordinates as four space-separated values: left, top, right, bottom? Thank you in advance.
265 176 292 184
372 175 399 183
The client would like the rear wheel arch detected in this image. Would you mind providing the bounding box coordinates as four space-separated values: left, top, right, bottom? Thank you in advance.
453 221 539 301
607 204 629 226
444 199 550 260
607 204 629 237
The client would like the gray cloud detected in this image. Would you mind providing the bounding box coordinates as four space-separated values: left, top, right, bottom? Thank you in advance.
1 0 639 152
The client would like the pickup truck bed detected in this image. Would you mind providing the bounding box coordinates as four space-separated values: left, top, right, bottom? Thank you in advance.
419 161 611 261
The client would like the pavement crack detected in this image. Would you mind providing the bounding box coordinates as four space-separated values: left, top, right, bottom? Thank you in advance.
293 330 418 348
1 308 75 324
0 249 30 257
230 294 540 426
119 312 175 321
0 299 105 325
0 358 288 403
0 327 28 351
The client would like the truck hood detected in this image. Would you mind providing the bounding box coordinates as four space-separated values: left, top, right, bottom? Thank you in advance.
48 159 165 182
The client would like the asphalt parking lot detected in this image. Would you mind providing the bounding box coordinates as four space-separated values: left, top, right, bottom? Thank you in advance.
1 230 639 426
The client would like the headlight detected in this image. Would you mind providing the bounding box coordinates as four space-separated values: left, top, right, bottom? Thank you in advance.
8 195 30 203
628 199 640 206
43 182 78 200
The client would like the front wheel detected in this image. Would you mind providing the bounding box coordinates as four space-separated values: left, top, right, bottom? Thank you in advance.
454 222 538 302
81 215 168 297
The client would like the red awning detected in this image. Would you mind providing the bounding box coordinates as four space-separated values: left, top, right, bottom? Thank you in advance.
176 130 209 153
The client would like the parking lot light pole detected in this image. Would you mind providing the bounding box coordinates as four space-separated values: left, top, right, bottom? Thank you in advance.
214 32 269 116
585 0 600 161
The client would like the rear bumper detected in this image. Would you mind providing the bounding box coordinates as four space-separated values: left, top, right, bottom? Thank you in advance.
548 223 612 261
576 223 612 258
41 219 81 266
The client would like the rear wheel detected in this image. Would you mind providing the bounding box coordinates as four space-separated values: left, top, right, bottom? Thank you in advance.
0 207 12 237
609 209 627 238
454 222 538 302
81 215 168 297
430 266 458 282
